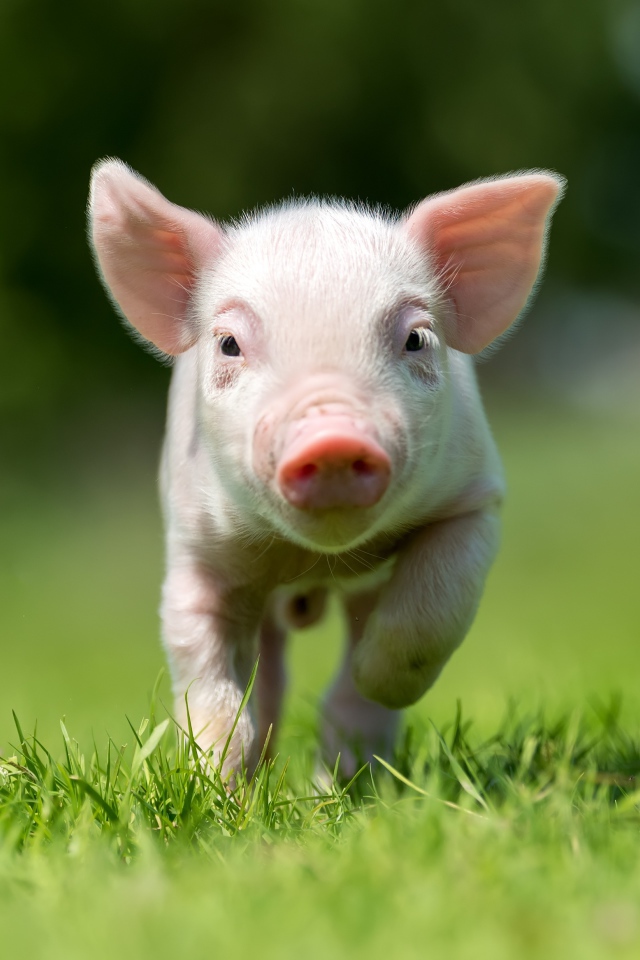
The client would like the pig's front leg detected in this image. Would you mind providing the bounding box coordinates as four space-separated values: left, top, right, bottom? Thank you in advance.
161 562 264 775
352 510 501 708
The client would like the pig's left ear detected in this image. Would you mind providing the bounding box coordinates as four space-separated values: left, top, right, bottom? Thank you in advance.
404 172 565 354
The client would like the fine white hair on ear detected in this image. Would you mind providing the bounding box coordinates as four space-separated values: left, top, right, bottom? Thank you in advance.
404 171 566 355
88 158 224 356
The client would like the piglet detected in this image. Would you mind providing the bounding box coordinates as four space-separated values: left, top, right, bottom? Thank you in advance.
89 161 564 777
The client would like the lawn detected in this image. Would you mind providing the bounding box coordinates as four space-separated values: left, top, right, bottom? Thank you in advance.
1 391 639 958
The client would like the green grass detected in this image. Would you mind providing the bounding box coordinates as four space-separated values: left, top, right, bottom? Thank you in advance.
2 695 640 959
1 394 640 957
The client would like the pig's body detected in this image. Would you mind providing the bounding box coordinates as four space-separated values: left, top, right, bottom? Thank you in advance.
89 168 564 776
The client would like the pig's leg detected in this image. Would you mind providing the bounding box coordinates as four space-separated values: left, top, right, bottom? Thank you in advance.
320 592 400 778
256 589 328 761
352 510 501 708
161 562 264 775
257 614 287 760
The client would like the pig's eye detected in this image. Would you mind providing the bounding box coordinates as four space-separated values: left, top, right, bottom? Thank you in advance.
404 328 428 352
220 335 242 357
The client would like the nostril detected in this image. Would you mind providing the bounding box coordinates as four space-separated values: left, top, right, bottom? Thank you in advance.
351 458 373 475
297 463 318 480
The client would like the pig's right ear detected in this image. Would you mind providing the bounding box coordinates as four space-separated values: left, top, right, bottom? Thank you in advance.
404 172 565 354
88 159 223 355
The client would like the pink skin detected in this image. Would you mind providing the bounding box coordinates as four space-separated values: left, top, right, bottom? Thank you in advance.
251 376 401 548
89 159 564 779
276 419 392 510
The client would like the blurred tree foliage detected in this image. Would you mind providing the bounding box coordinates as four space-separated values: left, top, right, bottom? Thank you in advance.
1 0 640 419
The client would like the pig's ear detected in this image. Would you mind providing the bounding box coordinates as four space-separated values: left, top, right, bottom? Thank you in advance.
404 172 565 354
89 159 223 355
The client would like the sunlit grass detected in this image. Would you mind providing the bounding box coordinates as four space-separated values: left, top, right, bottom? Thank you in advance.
2 693 640 959
3 680 639 855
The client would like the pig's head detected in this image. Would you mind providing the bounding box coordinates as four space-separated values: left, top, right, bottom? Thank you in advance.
89 161 563 552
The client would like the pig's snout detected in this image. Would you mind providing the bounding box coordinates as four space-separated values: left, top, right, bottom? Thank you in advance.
277 422 391 510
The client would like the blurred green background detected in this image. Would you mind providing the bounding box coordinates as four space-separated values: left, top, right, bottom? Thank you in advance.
1 0 639 755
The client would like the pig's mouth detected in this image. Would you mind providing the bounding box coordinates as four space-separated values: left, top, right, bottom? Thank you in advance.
276 500 387 553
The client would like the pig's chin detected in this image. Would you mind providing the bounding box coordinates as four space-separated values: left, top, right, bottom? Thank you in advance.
276 506 381 553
